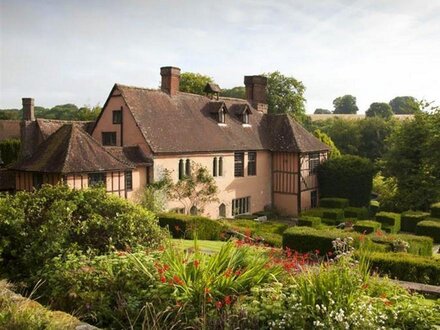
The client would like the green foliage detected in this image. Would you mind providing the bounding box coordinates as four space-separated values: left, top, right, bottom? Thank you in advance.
369 200 380 217
319 197 349 209
333 94 358 114
179 72 213 95
366 102 393 119
416 220 440 243
372 173 399 211
158 212 226 240
431 202 440 218
300 207 340 218
313 108 331 114
322 209 344 224
344 206 369 219
366 252 440 285
313 129 341 158
371 233 433 256
220 86 245 99
375 212 401 233
0 185 166 281
401 211 429 233
317 155 374 207
389 96 420 114
140 169 173 213
298 216 321 228
353 220 381 234
265 71 306 121
0 139 20 165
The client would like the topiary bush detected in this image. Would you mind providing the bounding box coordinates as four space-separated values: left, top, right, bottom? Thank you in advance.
369 200 380 217
371 233 433 257
344 207 369 219
400 211 429 233
298 216 321 228
319 198 349 209
416 220 440 243
430 202 440 218
322 209 344 225
317 155 374 207
375 212 401 233
353 220 381 234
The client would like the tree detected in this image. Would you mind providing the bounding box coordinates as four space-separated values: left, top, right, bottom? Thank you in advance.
265 71 306 121
358 117 395 161
179 72 213 95
314 108 331 114
389 96 420 114
313 129 341 158
366 102 393 119
221 86 245 99
333 95 358 114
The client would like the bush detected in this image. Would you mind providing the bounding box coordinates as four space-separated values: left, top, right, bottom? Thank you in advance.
298 216 321 228
317 155 374 207
375 212 401 233
322 209 344 224
371 233 433 257
369 200 380 217
400 211 429 233
300 207 336 218
416 220 440 243
431 202 440 218
0 185 166 281
344 207 369 219
353 220 381 234
366 252 440 285
319 198 349 209
158 212 226 240
0 139 20 166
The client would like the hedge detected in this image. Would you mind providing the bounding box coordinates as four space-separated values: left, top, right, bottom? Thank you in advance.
369 200 380 217
0 139 20 166
416 220 440 243
400 211 429 233
317 155 374 207
298 216 321 228
158 213 226 240
365 252 440 285
344 207 369 219
353 220 381 234
322 209 344 222
319 198 349 209
371 233 433 257
431 202 440 218
375 212 401 233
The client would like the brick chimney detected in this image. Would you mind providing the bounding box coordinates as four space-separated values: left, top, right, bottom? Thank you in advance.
160 66 181 96
244 75 268 113
22 98 35 121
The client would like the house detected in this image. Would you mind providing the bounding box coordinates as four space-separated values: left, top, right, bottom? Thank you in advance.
10 66 329 217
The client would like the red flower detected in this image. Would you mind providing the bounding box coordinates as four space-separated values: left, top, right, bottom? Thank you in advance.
173 275 184 286
224 268 232 278
314 249 320 255
215 301 223 309
224 295 232 305
160 276 166 283
234 268 242 276
194 259 200 268
327 251 333 256
375 229 384 237
204 287 211 294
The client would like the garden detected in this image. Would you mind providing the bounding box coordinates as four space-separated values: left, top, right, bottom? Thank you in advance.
0 185 439 329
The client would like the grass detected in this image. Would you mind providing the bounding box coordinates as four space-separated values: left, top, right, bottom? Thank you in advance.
171 238 226 253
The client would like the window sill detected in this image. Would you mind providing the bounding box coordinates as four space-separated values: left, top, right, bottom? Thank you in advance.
218 123 227 127
242 124 252 127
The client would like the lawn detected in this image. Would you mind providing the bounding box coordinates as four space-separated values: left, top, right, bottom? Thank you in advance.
171 238 226 253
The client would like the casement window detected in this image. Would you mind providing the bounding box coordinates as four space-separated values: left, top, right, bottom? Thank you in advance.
218 109 225 123
185 159 191 176
213 156 224 177
125 171 133 190
311 190 318 208
32 173 43 189
248 151 257 176
102 132 116 146
178 159 184 180
88 172 106 187
243 112 249 124
234 152 244 177
232 196 250 216
218 157 223 176
112 110 122 124
309 153 320 174
213 157 218 177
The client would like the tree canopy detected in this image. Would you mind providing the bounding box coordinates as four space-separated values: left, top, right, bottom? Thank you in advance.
179 72 213 95
333 95 358 114
221 86 245 99
366 102 393 119
314 108 332 114
313 129 340 158
389 96 420 114
0 104 101 121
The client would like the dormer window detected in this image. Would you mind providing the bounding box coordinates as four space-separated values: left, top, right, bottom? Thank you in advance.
219 108 225 123
231 104 252 126
243 112 249 124
209 101 228 125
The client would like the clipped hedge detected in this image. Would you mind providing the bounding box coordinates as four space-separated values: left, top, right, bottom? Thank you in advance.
400 211 429 233
369 200 380 217
298 216 321 228
353 220 381 234
323 209 344 221
319 198 349 209
431 202 440 218
344 207 369 219
416 220 440 243
366 252 440 285
375 212 401 233
158 213 226 240
371 233 433 257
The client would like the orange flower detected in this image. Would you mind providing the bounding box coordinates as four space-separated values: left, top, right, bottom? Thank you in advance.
194 259 200 268
215 301 223 309
204 287 211 294
224 295 232 305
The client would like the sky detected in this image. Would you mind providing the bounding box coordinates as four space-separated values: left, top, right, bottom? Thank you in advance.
1 0 439 113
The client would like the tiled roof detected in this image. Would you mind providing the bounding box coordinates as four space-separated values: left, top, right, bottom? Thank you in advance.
106 146 153 166
12 123 132 173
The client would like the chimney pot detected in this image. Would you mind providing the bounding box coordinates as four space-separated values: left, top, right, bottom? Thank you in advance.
160 66 181 96
244 76 267 113
22 98 35 121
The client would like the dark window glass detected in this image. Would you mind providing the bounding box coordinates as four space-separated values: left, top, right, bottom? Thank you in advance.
309 153 320 174
219 203 226 217
311 190 318 208
102 132 116 146
234 152 244 177
218 157 223 176
33 173 43 189
88 172 106 187
232 196 250 216
113 110 122 124
248 151 257 176
213 157 217 177
185 159 191 176
178 159 184 180
218 110 225 123
190 205 198 215
125 171 133 190
243 113 249 124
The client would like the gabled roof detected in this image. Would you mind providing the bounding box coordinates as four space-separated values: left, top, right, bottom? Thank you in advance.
106 146 153 166
12 123 132 173
229 103 251 116
204 83 221 93
207 101 227 114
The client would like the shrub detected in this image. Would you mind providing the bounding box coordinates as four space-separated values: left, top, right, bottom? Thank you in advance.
366 252 440 285
375 212 401 233
322 209 344 224
0 139 20 166
353 220 381 234
369 200 380 217
431 202 440 218
371 233 433 256
344 206 369 219
300 207 336 218
317 155 374 206
319 197 349 209
158 212 226 240
298 216 321 228
416 220 440 243
400 211 429 233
